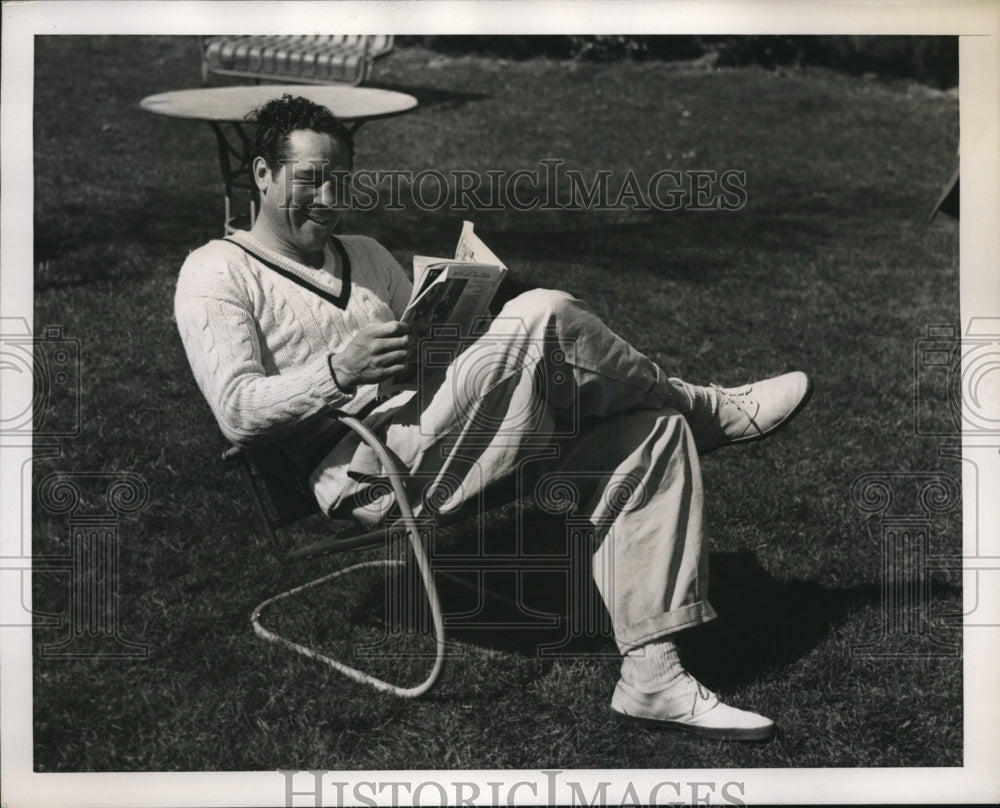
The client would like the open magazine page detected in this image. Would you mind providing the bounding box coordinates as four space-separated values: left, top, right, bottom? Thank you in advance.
380 262 505 396
400 268 464 332
454 220 508 269
379 223 508 397
412 254 450 296
402 263 503 336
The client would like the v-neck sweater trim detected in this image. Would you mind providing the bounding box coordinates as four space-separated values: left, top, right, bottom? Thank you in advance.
226 230 352 309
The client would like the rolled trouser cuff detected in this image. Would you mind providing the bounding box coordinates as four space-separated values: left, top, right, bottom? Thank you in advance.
614 599 718 654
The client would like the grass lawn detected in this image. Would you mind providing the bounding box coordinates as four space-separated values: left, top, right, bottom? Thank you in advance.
30 36 960 771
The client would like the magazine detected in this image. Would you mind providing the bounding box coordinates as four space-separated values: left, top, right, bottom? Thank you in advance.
379 221 508 396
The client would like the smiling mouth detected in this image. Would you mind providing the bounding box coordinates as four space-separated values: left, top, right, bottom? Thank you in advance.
305 209 336 226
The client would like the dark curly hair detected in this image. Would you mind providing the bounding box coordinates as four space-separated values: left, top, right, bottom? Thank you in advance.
247 93 355 175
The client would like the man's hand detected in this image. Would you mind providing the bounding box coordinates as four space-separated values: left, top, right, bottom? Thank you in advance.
329 321 415 392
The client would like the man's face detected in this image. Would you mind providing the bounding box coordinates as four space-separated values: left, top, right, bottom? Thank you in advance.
255 128 352 256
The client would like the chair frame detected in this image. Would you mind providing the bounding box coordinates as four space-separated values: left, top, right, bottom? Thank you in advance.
226 413 448 697
225 412 522 698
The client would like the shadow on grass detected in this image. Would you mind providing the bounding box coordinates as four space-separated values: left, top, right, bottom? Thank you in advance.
680 551 960 690
368 82 491 112
364 512 961 690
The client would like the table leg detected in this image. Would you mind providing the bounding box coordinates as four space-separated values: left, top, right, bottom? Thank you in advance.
209 121 256 235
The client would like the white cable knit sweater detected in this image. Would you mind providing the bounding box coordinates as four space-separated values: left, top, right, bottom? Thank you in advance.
175 230 413 511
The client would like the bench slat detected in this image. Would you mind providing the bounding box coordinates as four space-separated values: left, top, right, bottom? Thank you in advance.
202 35 393 87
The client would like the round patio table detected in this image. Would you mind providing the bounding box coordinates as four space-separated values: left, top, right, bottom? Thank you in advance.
140 85 418 233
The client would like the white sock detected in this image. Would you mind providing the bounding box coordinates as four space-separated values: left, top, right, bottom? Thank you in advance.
667 378 718 433
620 639 689 694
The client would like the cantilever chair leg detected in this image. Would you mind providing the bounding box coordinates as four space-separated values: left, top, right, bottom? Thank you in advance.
248 415 446 698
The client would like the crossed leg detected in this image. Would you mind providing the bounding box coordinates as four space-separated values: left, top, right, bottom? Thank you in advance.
345 289 805 739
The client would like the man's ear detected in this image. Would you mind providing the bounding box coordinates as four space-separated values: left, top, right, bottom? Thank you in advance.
252 156 271 194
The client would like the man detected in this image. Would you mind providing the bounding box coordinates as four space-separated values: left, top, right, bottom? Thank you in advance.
175 94 812 741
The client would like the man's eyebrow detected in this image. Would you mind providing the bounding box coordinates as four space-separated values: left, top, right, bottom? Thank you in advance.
290 165 349 177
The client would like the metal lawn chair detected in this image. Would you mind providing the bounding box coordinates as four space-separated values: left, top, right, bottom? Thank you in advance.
223 411 521 698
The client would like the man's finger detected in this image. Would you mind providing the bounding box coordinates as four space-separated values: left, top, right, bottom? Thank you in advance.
363 361 407 382
376 349 411 368
372 335 413 354
369 320 410 337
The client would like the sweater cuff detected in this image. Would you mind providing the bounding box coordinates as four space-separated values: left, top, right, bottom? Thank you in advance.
326 353 357 399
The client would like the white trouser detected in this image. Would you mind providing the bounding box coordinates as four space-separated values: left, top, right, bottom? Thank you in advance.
337 289 716 649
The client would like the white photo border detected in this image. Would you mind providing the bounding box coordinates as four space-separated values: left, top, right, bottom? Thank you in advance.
2 1 998 805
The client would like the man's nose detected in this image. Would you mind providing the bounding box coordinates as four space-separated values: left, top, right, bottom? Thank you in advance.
315 182 334 208
317 179 349 208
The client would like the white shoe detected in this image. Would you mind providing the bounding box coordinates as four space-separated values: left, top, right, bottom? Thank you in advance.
693 371 813 454
611 675 775 741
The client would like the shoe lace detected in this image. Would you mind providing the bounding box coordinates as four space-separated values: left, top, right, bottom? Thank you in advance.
709 383 757 419
688 680 719 717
